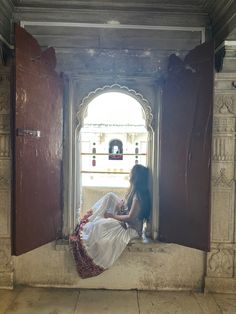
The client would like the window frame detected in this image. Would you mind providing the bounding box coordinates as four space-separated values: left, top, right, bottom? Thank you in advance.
63 84 159 240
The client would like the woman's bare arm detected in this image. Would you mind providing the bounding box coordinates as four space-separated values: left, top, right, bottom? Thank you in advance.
104 197 140 222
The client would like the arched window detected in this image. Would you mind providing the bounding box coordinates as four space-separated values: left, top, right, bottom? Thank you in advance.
75 86 155 221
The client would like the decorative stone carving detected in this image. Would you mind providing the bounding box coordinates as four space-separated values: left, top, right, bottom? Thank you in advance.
0 91 10 113
0 90 10 112
212 169 233 188
212 137 234 161
0 66 11 289
0 114 10 132
213 117 235 134
0 74 10 113
211 190 233 242
206 52 236 293
0 239 12 272
0 134 10 158
0 174 10 189
0 190 10 237
0 74 9 82
0 160 10 189
76 84 153 131
207 249 234 277
0 244 12 287
212 117 235 161
214 95 234 115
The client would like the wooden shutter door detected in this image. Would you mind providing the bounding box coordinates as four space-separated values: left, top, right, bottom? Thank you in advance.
159 41 214 251
12 25 63 255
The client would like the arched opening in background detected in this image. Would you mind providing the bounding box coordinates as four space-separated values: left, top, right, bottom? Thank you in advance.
78 91 149 216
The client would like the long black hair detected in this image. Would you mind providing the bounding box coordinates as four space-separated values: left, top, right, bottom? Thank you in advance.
126 164 151 220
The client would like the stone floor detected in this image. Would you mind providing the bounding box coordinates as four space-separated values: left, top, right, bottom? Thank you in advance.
1 287 236 314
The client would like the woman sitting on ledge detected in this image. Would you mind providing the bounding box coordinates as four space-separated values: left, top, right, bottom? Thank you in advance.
70 164 151 279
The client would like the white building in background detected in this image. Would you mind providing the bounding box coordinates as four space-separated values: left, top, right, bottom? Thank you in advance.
80 92 148 188
79 92 148 213
80 126 148 187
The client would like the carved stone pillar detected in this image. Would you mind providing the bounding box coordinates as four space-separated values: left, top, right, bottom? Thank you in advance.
205 43 236 293
0 64 13 289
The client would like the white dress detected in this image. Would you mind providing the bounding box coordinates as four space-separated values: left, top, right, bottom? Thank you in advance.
70 192 140 278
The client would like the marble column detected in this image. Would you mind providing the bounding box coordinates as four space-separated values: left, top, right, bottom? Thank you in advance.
205 43 236 293
0 64 13 289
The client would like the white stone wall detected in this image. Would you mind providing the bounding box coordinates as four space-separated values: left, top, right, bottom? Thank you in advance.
205 46 236 293
13 242 205 291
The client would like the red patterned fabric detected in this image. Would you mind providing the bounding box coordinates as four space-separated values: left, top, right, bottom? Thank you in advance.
69 210 105 279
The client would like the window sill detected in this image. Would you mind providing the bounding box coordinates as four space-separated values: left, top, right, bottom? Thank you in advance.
127 238 170 253
55 237 170 253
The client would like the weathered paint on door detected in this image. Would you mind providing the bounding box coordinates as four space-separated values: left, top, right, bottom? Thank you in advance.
159 41 214 251
12 25 63 255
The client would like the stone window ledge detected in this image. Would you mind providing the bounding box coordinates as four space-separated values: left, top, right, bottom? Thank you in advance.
55 238 171 253
127 238 171 252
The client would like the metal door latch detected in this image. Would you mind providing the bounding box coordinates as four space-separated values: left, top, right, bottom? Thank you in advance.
16 128 41 138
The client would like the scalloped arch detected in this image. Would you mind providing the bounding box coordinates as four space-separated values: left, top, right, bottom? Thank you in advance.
76 84 153 131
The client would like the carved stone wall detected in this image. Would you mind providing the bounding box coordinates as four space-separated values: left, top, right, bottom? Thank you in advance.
0 65 13 289
205 44 236 293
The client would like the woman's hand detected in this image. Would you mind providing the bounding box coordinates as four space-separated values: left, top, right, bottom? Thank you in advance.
116 199 126 214
117 199 125 210
104 212 114 218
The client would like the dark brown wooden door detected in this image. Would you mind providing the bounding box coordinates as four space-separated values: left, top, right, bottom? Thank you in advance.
159 41 214 251
12 25 63 255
